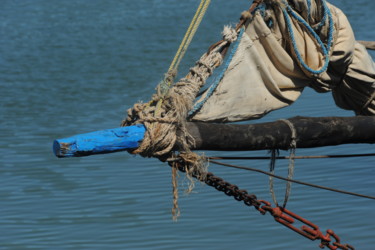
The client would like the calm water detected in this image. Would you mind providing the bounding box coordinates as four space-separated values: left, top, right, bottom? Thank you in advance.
1 0 374 249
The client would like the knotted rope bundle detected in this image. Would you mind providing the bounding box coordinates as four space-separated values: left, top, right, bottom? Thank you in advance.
125 28 244 218
121 1 261 158
121 45 225 158
121 1 262 220
121 30 239 220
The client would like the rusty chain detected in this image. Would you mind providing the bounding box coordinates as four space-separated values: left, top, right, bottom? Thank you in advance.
172 160 355 250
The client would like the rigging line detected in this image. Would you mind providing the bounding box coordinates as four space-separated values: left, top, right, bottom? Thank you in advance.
154 0 211 117
209 160 375 200
173 0 211 72
170 0 207 71
208 153 375 160
168 0 211 77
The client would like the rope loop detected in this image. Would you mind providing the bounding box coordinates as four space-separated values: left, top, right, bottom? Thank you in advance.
269 119 297 208
281 0 334 76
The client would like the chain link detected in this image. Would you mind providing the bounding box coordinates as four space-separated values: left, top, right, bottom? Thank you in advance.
173 161 355 250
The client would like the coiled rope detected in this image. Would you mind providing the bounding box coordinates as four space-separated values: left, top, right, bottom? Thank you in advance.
281 0 334 76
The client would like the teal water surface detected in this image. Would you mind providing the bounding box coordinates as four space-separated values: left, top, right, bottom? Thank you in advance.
0 0 374 249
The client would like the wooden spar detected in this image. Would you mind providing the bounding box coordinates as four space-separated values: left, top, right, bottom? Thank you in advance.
53 116 375 158
358 40 375 50
185 116 375 151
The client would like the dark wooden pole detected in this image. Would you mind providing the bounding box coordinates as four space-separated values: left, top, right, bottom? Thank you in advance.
54 116 375 157
358 40 375 50
185 116 375 151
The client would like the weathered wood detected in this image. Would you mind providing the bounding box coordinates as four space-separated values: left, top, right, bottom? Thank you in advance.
53 125 146 158
358 40 375 50
186 116 375 151
53 116 375 158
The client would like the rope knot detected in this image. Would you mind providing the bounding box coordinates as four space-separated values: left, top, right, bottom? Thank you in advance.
222 26 238 44
241 10 252 20
165 69 177 83
157 69 178 97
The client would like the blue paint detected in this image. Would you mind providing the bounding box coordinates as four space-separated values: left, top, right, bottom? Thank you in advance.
53 125 146 157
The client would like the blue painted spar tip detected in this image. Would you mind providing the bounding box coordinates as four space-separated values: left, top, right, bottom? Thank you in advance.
53 125 146 158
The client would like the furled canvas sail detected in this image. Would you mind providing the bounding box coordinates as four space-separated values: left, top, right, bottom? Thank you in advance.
190 0 375 122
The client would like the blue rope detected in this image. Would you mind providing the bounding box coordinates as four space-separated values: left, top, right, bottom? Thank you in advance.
302 0 326 30
314 0 329 31
253 3 267 17
188 28 245 117
282 0 334 75
257 3 274 28
306 0 312 21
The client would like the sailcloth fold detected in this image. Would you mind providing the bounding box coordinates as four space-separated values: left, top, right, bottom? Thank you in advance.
191 0 375 122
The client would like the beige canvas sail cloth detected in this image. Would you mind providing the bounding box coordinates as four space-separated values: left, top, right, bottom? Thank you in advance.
191 0 375 122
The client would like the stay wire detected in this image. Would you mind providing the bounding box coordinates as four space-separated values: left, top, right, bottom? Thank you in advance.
209 159 375 200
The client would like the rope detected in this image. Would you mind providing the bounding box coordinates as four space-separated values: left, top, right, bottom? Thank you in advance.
268 119 297 208
172 162 180 221
189 28 245 116
121 1 260 220
157 0 211 98
122 31 231 220
170 0 211 74
209 160 375 201
121 6 251 159
269 149 279 206
153 0 211 122
280 119 297 208
306 0 312 22
281 0 334 76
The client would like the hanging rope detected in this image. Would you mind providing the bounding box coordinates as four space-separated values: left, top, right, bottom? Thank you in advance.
268 119 297 208
122 1 274 222
281 119 297 207
122 0 261 221
269 149 279 206
171 161 180 221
